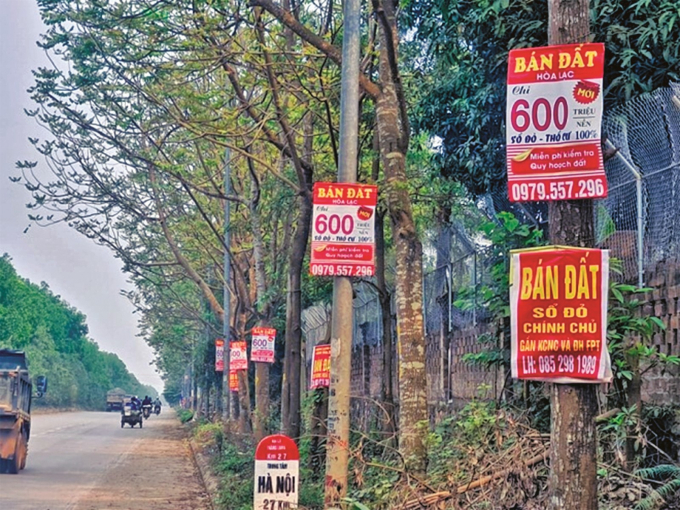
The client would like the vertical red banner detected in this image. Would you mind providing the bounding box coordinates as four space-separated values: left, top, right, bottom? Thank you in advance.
215 338 225 372
309 344 331 389
510 246 611 383
229 370 238 392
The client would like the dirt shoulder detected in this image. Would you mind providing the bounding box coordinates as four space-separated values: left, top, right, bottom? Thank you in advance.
73 413 211 510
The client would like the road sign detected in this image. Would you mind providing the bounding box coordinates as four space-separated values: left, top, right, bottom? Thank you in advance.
510 246 612 383
310 182 377 277
253 434 299 510
506 43 607 202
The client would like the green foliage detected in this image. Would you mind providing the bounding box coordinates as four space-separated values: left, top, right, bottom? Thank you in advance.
0 254 147 408
456 212 544 369
634 464 680 510
405 0 680 195
215 442 255 510
602 406 642 457
193 422 224 452
176 409 194 424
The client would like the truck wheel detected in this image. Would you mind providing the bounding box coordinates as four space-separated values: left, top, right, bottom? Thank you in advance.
8 434 25 474
20 437 27 470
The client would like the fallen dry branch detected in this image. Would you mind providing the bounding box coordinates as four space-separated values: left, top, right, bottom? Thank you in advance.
401 449 549 510
400 408 620 509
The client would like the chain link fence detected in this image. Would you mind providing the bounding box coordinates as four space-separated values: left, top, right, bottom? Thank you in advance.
597 84 680 285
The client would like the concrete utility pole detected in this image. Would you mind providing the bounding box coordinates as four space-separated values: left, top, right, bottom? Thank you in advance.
547 1 598 508
223 147 232 421
324 0 361 504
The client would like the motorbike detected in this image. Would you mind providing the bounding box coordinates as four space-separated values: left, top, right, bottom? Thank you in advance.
142 404 152 420
153 404 161 415
121 403 143 428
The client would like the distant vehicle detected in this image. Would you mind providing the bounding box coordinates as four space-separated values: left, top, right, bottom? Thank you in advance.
0 349 47 474
120 399 143 429
106 388 127 412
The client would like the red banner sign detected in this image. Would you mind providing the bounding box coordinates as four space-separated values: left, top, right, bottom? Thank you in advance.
251 327 276 363
510 246 612 383
215 338 225 372
310 344 331 389
230 341 248 371
229 370 238 392
310 182 377 277
506 43 607 202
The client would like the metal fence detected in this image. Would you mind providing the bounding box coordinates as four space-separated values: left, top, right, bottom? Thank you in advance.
597 84 680 286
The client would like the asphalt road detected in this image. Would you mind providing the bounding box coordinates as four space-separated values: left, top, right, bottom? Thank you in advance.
0 410 209 510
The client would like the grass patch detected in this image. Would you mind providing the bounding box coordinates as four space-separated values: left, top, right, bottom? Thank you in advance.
176 408 194 423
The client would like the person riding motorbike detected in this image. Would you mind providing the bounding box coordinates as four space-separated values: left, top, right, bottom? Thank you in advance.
153 398 161 415
130 396 142 411
141 395 153 419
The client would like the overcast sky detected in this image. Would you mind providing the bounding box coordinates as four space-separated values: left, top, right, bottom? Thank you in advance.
0 0 163 391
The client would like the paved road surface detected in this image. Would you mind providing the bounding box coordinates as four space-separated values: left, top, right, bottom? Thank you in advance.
0 411 209 510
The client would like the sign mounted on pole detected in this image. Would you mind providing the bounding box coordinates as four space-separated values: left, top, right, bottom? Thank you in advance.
510 246 612 383
229 370 238 392
309 344 331 390
506 43 607 202
215 338 225 372
310 182 377 277
251 327 276 363
230 341 248 372
253 434 299 510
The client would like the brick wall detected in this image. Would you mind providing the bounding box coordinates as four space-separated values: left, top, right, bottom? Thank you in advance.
641 260 680 404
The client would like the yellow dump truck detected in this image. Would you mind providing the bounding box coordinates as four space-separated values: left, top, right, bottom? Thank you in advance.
0 350 46 474
106 388 127 412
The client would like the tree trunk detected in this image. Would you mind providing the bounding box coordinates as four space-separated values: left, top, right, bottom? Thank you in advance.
250 176 271 443
374 0 428 470
254 362 270 442
237 369 252 434
547 2 598 506
373 130 396 437
281 190 312 439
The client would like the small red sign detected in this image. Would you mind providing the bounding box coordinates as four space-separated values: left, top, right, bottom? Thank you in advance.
230 341 248 371
310 344 331 389
215 338 225 372
310 182 377 277
251 327 276 363
255 434 300 462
